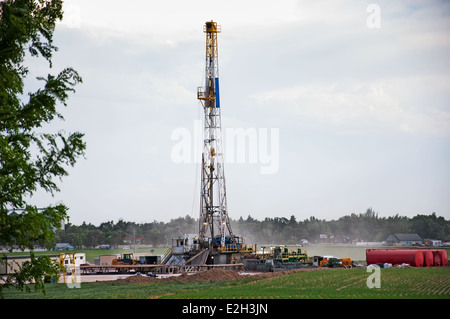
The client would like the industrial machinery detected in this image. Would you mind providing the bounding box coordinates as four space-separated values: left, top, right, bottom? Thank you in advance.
112 253 143 273
197 20 237 252
272 246 310 264
319 257 353 268
339 258 353 268
112 253 140 266
162 21 243 266
269 246 312 271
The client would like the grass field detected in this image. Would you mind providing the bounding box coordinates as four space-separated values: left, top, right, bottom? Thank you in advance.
3 267 449 299
168 267 450 299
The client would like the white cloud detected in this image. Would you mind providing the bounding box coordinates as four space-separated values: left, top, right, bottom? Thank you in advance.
60 0 301 44
250 75 450 136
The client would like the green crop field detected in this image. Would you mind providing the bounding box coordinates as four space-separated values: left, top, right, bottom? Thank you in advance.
1 277 239 299
3 267 449 299
166 267 450 299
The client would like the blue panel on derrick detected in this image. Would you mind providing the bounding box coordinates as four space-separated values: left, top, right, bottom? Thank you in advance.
215 77 220 108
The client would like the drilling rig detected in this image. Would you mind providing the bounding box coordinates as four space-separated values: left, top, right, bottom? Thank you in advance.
165 21 253 266
197 21 238 253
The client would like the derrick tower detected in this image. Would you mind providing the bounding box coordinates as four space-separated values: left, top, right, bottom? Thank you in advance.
197 21 234 249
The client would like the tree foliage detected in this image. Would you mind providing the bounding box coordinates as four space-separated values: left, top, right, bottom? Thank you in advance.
0 0 84 296
232 209 449 244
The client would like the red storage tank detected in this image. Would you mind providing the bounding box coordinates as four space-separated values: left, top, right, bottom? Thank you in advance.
421 250 434 267
437 250 447 266
431 250 441 266
366 249 424 267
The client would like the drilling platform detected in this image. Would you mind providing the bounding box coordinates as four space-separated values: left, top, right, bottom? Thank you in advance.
163 21 255 266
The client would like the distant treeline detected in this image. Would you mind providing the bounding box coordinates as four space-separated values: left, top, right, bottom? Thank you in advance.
55 209 449 249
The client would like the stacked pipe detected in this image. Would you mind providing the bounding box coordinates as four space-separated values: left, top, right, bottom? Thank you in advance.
366 249 448 267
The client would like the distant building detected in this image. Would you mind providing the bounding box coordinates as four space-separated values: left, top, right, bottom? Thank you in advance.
423 239 442 246
385 233 423 246
55 243 74 251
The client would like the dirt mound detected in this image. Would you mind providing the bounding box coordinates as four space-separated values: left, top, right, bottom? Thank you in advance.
179 268 243 282
92 266 342 285
97 268 243 284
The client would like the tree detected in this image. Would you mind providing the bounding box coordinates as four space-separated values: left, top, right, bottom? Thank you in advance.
0 0 84 296
84 229 104 249
410 213 449 240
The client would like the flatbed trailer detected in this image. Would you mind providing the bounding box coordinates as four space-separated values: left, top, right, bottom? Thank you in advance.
80 263 243 275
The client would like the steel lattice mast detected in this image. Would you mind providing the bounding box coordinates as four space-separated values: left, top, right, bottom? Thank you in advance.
197 21 234 249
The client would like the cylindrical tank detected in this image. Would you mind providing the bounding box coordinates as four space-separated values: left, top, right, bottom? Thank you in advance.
366 249 424 267
437 250 447 266
421 250 433 267
431 250 441 266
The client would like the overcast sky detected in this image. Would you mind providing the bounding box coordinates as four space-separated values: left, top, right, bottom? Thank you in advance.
28 0 450 225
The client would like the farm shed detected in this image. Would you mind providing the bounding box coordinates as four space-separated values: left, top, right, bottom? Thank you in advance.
385 234 423 246
54 243 74 251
